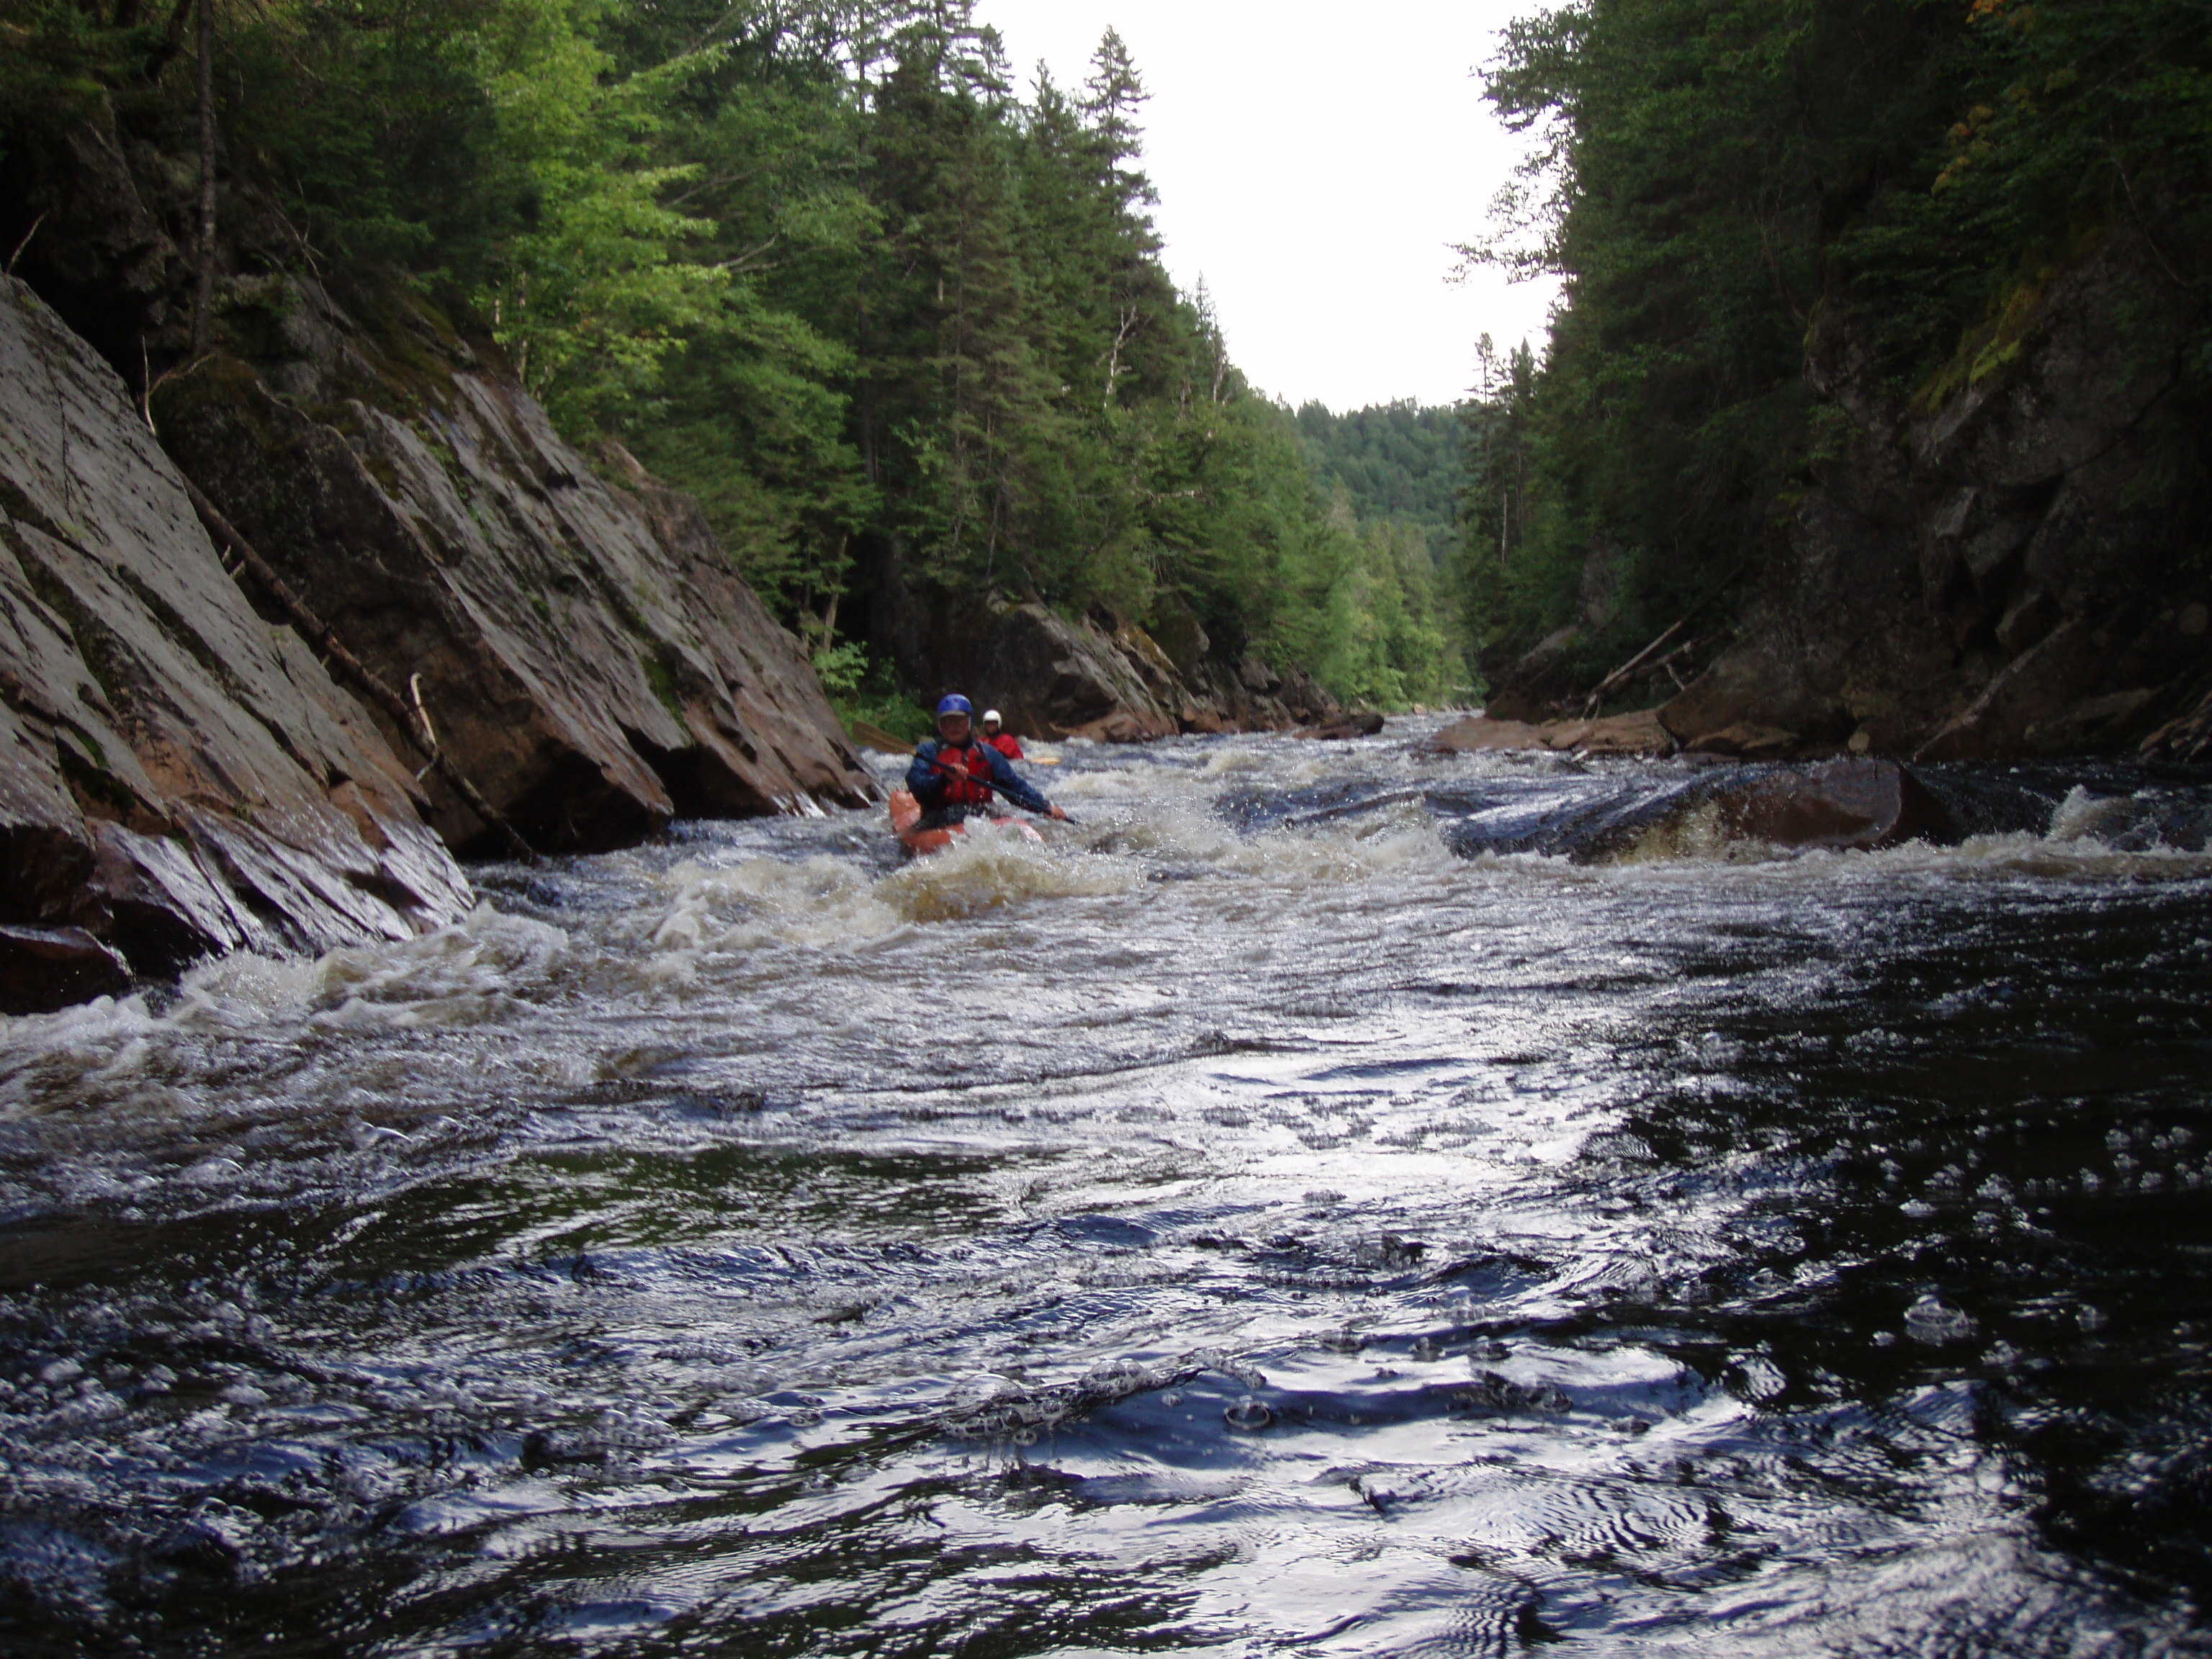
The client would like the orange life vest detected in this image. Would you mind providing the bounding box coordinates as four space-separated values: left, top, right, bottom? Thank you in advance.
932 740 996 807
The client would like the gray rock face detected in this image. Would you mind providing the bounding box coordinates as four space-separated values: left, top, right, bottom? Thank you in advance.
0 275 472 1004
150 288 874 853
870 573 1340 742
1660 231 2212 759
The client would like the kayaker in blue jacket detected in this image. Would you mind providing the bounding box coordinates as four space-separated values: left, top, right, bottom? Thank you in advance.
908 694 1068 830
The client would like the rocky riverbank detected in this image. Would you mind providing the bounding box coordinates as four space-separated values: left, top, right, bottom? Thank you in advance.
1483 229 2212 763
1 274 470 1010
855 559 1344 744
0 127 876 1011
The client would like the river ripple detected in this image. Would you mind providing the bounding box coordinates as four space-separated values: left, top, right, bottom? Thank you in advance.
3 721 2211 1656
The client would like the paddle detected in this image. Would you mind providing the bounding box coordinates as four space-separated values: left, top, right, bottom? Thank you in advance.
923 751 1073 824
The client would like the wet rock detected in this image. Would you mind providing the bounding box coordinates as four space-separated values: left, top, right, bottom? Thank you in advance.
2141 683 2212 763
1298 712 1386 740
0 275 472 1010
87 822 268 968
1683 722 1803 760
1426 757 2050 863
1659 229 2212 758
0 926 130 1011
1421 715 1550 754
1077 707 1178 745
1541 709 1674 757
152 336 873 853
1424 709 1672 757
1708 758 1957 851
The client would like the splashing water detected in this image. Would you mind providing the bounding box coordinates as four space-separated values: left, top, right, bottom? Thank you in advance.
3 720 2211 1656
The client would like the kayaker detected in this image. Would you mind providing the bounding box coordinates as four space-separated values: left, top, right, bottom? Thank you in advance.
980 709 1023 762
908 695 1067 830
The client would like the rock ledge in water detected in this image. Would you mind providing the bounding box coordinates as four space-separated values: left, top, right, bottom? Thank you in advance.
0 274 474 1010
1423 709 1674 758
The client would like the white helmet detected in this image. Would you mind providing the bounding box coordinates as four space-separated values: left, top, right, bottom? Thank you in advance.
981 709 1002 725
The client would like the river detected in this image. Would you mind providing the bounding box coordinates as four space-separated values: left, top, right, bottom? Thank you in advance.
4 720 2211 1656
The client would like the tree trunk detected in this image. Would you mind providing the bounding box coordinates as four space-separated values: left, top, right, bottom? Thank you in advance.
189 0 216 357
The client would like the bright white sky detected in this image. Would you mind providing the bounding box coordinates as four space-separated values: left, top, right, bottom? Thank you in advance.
974 0 1561 413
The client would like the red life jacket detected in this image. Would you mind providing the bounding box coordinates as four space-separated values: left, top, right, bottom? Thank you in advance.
985 732 1023 761
932 740 995 807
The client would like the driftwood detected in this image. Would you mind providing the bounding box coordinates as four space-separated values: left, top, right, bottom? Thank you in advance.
179 475 539 862
1581 617 1689 716
850 719 917 755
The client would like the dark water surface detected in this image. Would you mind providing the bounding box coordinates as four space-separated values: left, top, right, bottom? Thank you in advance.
4 722 2211 1656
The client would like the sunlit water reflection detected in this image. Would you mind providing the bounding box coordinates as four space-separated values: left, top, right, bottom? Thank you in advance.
4 720 2211 1655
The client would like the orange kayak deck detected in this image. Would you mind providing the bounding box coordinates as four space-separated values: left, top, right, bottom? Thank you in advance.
889 788 1043 856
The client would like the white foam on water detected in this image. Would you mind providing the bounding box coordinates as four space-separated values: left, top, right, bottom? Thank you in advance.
2049 784 2128 842
1046 768 1148 801
652 853 904 957
0 993 160 1119
166 951 325 1030
1200 746 1271 776
1217 817 1460 886
878 826 1144 924
312 904 570 1015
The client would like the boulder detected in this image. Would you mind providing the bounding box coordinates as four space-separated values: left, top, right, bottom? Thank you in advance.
1541 709 1675 757
1423 716 1550 754
1074 709 1176 744
1424 709 1672 757
0 926 131 1013
1432 757 1978 863
0 274 472 1007
150 307 873 853
1707 758 1953 851
1683 723 1804 760
1298 712 1387 740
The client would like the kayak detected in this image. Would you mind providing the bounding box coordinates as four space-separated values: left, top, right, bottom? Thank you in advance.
889 788 1045 857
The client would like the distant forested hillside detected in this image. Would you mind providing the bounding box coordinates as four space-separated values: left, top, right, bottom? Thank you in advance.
0 0 1466 712
1292 400 1474 705
1297 402 1465 536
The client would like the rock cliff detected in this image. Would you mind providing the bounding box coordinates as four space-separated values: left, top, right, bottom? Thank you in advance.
1 274 470 1009
0 115 877 1011
859 557 1341 742
147 287 874 851
1655 231 2212 760
8 112 871 853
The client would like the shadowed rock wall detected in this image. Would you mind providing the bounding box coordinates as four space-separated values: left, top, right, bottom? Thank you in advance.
1657 231 2212 761
863 561 1341 743
0 275 471 1008
148 280 873 854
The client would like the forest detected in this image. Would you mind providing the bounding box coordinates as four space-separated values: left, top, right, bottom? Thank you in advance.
14 0 2192 731
1454 0 2212 702
0 0 1470 718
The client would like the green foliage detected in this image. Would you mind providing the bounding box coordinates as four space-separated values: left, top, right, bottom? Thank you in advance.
0 0 1452 711
1454 0 2212 688
1291 401 1473 704
814 639 930 741
1296 401 1465 535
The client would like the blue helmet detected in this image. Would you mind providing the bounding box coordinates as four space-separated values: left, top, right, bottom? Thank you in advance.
935 694 974 719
